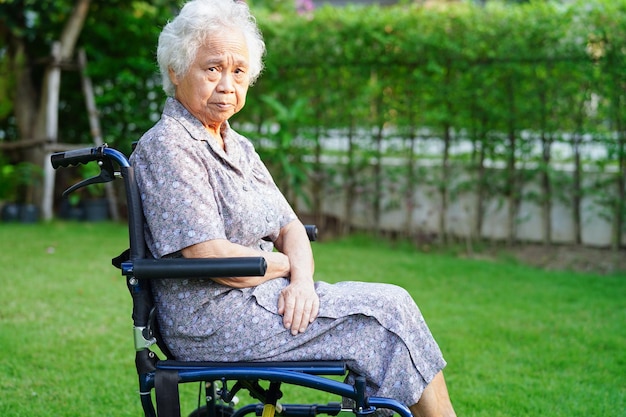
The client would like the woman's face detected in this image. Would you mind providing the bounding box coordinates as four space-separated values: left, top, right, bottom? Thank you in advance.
170 29 250 132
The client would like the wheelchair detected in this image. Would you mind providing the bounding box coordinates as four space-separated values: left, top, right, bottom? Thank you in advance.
51 144 412 417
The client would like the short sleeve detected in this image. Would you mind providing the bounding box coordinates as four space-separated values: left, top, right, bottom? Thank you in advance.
132 128 227 258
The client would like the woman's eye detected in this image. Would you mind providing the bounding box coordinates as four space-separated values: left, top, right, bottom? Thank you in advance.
234 68 248 79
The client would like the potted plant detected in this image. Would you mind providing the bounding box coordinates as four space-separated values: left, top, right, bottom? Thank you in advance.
0 161 43 223
58 191 85 221
0 158 19 222
16 162 43 223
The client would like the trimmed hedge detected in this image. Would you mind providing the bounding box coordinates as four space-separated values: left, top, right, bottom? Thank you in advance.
231 0 626 247
27 0 624 247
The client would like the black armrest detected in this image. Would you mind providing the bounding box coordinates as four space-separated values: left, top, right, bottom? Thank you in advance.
305 224 318 241
125 257 267 279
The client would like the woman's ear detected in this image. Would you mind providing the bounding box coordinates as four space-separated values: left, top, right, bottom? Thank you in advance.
168 68 179 86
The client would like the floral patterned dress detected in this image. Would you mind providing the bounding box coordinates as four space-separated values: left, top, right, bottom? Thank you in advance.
130 98 447 408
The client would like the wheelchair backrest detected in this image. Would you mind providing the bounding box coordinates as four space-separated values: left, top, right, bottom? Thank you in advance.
51 144 267 359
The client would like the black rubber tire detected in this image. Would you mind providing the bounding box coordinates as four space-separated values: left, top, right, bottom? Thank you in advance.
188 404 235 417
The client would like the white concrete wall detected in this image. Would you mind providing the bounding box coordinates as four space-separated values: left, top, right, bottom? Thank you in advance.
308 165 617 247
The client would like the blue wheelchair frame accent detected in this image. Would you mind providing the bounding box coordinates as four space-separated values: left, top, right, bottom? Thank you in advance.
51 145 413 417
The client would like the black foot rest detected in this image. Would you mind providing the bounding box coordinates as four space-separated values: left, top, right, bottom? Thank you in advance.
157 360 347 375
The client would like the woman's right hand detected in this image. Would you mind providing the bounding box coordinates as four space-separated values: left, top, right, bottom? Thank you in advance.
278 278 319 335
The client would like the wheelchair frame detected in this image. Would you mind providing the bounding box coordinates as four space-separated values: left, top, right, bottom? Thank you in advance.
51 144 412 417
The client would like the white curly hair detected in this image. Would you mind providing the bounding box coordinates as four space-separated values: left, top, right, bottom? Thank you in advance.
157 0 266 97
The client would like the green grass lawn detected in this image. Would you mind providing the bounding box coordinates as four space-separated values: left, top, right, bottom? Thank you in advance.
0 222 624 416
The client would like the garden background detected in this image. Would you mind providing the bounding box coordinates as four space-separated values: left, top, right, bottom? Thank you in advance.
2 0 626 250
1 1 625 416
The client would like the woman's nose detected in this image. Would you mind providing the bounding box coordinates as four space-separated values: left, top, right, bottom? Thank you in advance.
217 72 235 93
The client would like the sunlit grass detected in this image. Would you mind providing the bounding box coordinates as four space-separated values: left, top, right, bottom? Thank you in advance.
0 222 624 416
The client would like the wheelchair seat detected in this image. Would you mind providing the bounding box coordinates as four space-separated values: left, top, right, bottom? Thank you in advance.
51 144 412 417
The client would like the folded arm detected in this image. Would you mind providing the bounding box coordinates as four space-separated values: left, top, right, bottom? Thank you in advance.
180 219 319 335
181 238 290 288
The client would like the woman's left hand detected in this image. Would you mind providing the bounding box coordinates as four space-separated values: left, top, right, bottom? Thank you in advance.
278 279 319 335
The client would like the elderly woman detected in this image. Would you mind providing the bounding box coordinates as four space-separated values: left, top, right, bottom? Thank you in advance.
131 1 456 416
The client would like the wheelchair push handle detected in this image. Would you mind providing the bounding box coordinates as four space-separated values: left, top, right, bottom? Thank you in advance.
50 145 131 198
51 144 130 168
51 147 102 169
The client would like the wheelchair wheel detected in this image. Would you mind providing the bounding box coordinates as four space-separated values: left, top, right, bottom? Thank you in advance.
188 404 235 417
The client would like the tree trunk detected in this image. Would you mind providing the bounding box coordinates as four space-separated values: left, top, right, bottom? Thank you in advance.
404 129 417 237
10 0 91 211
439 123 451 244
571 92 588 246
505 77 518 246
540 133 553 246
59 0 91 60
611 80 625 251
468 96 488 244
342 120 356 236
572 135 583 245
538 79 553 247
613 130 625 251
472 124 487 243
506 132 518 247
21 0 91 145
11 40 38 144
438 60 453 244
312 122 324 231
373 123 384 236
605 44 624 250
